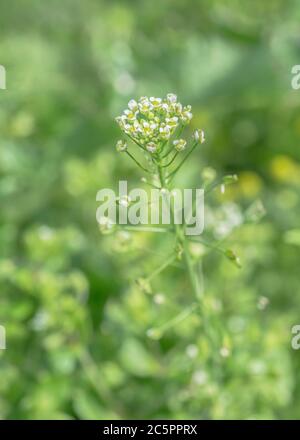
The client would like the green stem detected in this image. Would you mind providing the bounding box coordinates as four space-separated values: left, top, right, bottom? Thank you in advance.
161 151 179 168
157 163 202 300
126 151 152 174
146 254 176 282
149 302 199 336
157 163 221 378
167 141 198 182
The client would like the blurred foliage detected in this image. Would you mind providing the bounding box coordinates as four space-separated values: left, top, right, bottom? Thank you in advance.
0 0 300 420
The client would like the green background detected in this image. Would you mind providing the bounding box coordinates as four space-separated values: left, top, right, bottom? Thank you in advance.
0 0 300 419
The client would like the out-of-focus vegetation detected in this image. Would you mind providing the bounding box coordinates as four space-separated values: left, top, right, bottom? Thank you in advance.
0 0 300 420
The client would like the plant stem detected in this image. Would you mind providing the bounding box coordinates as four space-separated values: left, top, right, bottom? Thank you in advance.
157 163 221 377
126 150 152 174
157 163 202 300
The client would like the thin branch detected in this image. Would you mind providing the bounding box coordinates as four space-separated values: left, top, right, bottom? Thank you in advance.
125 151 152 174
167 141 198 181
161 151 179 168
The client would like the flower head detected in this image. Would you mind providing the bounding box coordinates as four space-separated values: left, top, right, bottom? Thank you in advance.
115 94 194 150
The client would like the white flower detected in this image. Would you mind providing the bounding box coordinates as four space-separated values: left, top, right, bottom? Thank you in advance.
153 293 165 304
186 344 198 359
119 195 131 207
116 140 127 152
115 94 196 148
182 105 193 124
167 93 177 103
123 109 136 121
98 216 115 234
124 124 131 134
173 102 183 114
128 99 138 111
220 347 230 358
115 115 127 128
138 96 153 113
161 103 169 112
173 139 187 151
257 296 269 310
141 120 154 136
194 129 205 143
192 370 208 385
149 97 162 107
166 116 178 127
159 124 171 139
146 142 157 153
150 122 158 131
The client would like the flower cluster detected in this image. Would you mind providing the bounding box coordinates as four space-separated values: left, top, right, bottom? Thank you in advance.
115 94 193 152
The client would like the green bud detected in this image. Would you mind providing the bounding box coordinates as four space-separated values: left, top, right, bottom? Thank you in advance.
225 249 242 268
202 167 217 185
245 200 266 223
222 174 238 185
135 278 152 294
146 328 162 340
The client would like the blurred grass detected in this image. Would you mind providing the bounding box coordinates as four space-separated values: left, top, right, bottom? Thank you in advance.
0 0 300 419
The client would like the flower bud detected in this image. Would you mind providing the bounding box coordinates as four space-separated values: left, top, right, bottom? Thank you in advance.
202 167 217 184
146 142 157 153
118 195 131 208
194 129 205 143
173 139 187 151
116 139 127 152
166 93 177 103
146 328 162 340
98 216 115 234
225 249 241 268
222 174 238 184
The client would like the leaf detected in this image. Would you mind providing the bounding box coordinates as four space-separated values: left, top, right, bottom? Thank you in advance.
284 230 300 246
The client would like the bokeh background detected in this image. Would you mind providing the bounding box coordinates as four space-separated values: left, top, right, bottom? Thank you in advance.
1 0 300 420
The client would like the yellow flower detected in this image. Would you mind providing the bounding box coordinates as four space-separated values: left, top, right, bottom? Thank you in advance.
270 155 300 184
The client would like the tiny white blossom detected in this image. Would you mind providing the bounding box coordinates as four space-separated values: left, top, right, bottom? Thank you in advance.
159 124 171 140
173 102 182 114
116 140 127 152
146 142 157 153
167 93 177 103
138 96 153 114
153 293 165 304
182 105 193 124
173 139 187 151
128 99 138 111
186 344 198 359
194 129 205 143
119 195 131 207
149 97 162 107
161 103 169 112
220 346 230 358
257 296 269 310
166 116 178 127
123 109 136 121
98 216 115 234
192 370 208 385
